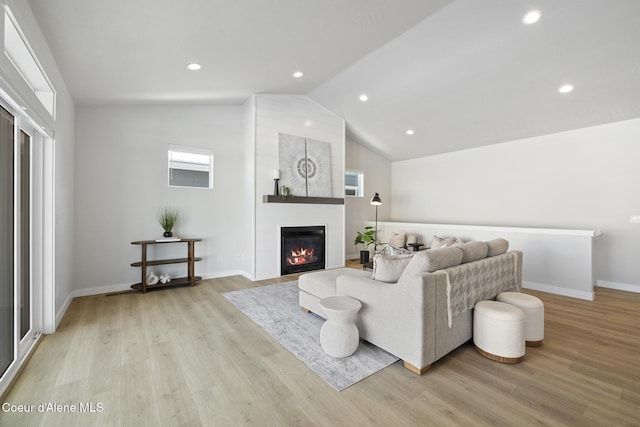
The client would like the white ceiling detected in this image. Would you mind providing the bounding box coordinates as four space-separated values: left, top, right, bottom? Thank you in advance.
28 0 640 161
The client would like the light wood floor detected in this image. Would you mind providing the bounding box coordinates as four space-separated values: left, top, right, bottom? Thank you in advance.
1 273 639 426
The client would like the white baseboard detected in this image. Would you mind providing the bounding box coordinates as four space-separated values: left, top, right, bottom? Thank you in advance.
596 280 640 294
346 252 359 261
522 280 594 301
56 293 74 328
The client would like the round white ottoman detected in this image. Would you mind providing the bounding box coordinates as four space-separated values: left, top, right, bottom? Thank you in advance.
319 296 361 358
474 300 525 363
497 292 544 347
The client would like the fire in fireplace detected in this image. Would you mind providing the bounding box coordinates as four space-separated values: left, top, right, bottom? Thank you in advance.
281 226 325 275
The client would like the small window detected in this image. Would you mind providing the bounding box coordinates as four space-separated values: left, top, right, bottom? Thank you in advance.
345 170 364 197
168 145 213 189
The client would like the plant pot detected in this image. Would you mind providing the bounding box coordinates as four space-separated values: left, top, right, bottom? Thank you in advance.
163 231 173 238
359 250 370 264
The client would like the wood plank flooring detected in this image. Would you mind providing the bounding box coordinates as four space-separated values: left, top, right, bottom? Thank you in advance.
1 273 639 426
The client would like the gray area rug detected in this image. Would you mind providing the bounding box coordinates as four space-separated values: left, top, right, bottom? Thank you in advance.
222 281 399 391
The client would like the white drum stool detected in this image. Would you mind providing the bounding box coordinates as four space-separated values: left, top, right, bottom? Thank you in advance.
497 292 544 347
319 296 362 358
474 300 526 363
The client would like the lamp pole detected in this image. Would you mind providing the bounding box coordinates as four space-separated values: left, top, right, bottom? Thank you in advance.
370 193 382 251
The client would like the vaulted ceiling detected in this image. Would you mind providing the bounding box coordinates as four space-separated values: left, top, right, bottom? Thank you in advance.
28 0 640 161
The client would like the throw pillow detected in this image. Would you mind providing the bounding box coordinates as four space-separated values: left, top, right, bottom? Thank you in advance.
398 246 464 282
378 244 411 256
389 232 407 248
406 234 418 245
431 235 463 249
456 241 489 263
371 254 414 283
486 238 509 256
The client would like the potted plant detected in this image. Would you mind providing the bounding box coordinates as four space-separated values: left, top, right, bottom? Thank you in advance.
157 207 179 237
354 226 376 264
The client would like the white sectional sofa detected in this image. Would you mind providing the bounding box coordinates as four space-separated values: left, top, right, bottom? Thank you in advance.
299 239 522 374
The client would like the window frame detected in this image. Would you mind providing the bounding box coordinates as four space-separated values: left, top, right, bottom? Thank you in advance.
167 144 214 189
344 170 364 198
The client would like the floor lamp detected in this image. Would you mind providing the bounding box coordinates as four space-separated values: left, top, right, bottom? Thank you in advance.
370 192 382 251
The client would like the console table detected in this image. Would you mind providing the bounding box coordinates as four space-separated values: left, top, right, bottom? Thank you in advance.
130 238 202 293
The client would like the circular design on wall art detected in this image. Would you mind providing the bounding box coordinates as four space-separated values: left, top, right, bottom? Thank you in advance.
296 157 317 179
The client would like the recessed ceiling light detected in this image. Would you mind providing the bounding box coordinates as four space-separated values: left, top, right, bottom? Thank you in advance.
558 84 574 93
293 71 304 78
522 10 541 25
359 94 368 102
186 63 201 71
406 129 415 135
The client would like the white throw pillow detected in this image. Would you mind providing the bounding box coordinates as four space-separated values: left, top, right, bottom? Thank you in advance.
431 235 463 249
388 232 407 248
371 254 414 283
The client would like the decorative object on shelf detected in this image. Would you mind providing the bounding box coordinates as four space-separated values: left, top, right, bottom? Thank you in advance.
355 226 376 264
157 206 179 238
278 132 332 197
273 168 280 196
147 271 159 285
280 185 292 200
370 192 382 251
159 273 171 284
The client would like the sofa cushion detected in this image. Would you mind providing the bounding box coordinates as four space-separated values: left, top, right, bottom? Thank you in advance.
456 241 489 263
486 238 509 257
299 268 370 298
371 254 414 283
431 235 463 249
398 246 464 281
389 232 407 248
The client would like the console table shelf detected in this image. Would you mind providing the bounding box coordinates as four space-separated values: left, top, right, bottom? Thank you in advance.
130 257 202 267
131 238 202 293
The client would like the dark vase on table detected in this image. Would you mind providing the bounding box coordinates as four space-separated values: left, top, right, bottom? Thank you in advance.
163 231 173 238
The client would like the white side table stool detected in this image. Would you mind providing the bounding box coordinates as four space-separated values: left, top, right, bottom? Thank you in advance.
474 300 526 363
497 292 544 346
319 296 362 358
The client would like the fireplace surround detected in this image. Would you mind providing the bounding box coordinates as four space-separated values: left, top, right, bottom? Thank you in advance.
281 226 325 275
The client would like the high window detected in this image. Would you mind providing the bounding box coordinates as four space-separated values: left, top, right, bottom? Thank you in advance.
168 145 214 189
345 170 364 197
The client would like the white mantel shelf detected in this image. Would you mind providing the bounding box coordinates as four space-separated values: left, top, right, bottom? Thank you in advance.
262 195 344 205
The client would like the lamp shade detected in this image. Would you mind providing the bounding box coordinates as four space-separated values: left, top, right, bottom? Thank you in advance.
370 192 382 206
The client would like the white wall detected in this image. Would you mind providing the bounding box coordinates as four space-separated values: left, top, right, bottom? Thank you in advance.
344 137 391 259
253 95 345 280
74 104 250 294
392 118 640 291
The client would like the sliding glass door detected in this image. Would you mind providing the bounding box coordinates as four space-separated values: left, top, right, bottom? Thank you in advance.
0 105 14 378
19 130 32 349
0 103 36 384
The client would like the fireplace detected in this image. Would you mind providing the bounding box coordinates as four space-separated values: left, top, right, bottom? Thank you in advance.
281 226 325 275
